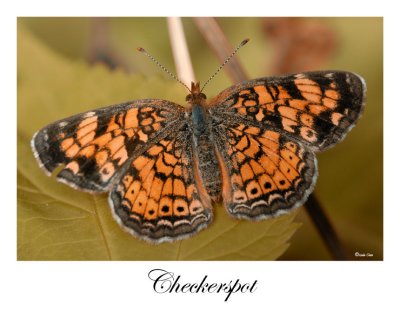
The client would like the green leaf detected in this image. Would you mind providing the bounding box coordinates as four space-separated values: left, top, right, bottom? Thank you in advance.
17 23 301 260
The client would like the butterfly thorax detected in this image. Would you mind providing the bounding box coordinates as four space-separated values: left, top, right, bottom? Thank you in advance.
187 82 222 202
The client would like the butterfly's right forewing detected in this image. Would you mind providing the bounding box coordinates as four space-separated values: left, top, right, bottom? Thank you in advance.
210 71 366 152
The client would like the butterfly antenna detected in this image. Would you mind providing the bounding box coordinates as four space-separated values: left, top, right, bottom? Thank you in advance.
137 47 191 93
201 38 250 92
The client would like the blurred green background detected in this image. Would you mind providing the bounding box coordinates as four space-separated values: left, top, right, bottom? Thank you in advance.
17 17 383 260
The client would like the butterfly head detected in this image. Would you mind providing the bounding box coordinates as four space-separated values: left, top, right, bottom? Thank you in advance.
138 38 250 108
185 81 207 105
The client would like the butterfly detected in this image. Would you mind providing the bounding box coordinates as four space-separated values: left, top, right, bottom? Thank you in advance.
31 49 366 244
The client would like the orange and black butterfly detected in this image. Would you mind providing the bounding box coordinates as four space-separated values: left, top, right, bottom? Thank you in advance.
31 41 366 243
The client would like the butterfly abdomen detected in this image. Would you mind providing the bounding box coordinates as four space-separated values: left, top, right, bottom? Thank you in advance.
191 104 222 201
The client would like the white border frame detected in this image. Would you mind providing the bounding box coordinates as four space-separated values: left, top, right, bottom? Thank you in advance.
4 1 396 310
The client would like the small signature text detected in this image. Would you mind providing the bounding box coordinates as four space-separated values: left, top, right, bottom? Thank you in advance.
354 251 374 258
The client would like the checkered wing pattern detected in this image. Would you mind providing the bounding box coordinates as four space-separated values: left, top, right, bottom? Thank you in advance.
210 71 365 152
32 100 183 192
210 71 365 219
110 124 213 242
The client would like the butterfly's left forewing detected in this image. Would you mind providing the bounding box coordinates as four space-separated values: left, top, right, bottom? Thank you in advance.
31 99 184 192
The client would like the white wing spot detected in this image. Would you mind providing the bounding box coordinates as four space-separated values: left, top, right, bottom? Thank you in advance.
83 111 96 118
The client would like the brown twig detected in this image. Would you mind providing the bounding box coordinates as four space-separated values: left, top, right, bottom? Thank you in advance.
193 17 348 260
304 194 348 260
193 17 248 84
167 17 196 87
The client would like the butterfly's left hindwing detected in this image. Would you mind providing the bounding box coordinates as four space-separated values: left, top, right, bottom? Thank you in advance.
31 100 184 192
109 123 213 243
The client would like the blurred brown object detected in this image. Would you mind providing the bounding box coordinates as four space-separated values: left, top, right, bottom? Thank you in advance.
193 17 249 84
263 17 337 74
87 18 129 71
